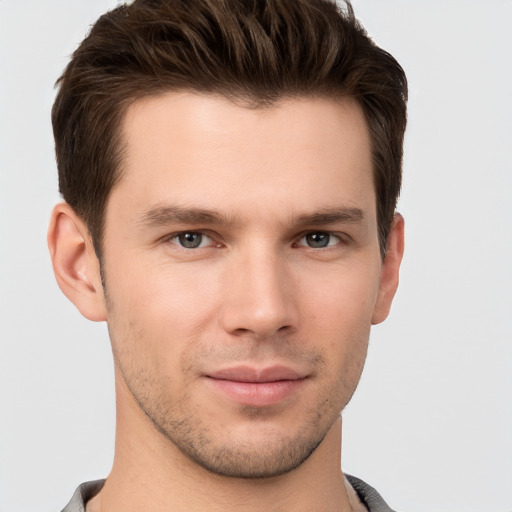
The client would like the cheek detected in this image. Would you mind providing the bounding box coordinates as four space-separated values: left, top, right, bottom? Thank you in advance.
108 258 220 324
104 259 223 378
298 263 378 371
300 262 381 329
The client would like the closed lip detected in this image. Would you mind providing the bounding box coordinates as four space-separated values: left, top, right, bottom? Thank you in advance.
204 365 308 407
205 365 307 383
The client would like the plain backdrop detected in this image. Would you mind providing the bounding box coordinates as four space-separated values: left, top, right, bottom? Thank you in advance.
1 1 511 511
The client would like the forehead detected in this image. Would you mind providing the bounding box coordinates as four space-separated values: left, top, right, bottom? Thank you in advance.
111 92 375 224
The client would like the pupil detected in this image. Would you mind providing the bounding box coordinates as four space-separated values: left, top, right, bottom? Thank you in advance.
179 233 202 248
307 232 329 248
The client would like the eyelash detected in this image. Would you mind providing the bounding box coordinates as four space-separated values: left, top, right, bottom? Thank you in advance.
162 230 348 251
162 231 219 250
294 232 343 249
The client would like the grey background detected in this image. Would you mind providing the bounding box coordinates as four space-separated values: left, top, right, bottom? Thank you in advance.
1 1 511 511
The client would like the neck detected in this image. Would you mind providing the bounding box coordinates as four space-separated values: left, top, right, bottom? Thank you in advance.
93 378 356 512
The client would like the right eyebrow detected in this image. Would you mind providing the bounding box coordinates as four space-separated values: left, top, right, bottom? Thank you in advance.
138 204 237 228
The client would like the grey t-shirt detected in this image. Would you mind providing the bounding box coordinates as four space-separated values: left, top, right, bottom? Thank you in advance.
60 475 395 512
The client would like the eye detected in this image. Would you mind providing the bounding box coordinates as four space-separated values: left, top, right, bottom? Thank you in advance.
297 232 341 249
170 232 213 249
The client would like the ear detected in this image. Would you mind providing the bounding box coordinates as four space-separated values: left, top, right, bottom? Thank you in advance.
47 203 107 322
371 213 405 325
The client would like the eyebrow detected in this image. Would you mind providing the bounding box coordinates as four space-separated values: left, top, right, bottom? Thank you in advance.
291 207 365 226
139 204 237 228
138 204 365 229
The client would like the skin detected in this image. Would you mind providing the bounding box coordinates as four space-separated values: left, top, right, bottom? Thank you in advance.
48 93 404 512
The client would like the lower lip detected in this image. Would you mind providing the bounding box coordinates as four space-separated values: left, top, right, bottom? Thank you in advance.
206 378 306 407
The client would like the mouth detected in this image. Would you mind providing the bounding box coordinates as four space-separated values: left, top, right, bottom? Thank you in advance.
204 365 308 407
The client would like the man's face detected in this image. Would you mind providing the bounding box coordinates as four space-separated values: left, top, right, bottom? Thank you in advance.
101 93 391 478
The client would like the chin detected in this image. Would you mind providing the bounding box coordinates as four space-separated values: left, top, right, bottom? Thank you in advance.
178 431 327 479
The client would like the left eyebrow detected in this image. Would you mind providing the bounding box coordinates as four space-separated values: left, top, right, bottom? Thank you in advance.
291 207 365 226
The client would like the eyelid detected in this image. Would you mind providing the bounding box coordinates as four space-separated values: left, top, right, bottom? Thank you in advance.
161 230 222 249
159 229 351 250
294 231 348 248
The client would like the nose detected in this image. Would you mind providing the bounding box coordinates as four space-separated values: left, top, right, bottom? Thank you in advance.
219 249 299 339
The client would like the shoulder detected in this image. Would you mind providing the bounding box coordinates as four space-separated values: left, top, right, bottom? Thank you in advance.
346 474 397 512
60 480 105 512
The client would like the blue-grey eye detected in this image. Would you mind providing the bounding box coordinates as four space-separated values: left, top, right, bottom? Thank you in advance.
300 232 340 248
177 232 204 248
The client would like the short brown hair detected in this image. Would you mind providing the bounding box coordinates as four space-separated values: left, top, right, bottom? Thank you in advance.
52 0 407 257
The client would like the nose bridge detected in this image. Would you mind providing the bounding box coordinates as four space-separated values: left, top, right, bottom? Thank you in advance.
220 241 297 338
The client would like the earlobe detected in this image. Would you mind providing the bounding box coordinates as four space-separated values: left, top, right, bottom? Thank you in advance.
371 213 405 325
47 203 107 322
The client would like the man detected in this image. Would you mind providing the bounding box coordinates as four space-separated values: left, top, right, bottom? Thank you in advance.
48 0 407 510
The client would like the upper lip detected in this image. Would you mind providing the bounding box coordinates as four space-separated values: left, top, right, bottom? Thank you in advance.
206 365 305 383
